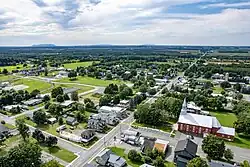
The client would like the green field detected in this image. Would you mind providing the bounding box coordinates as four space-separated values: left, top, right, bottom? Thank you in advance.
13 78 52 92
0 64 31 72
55 83 94 94
210 111 237 127
57 76 127 87
0 74 18 81
227 134 250 149
63 61 99 69
132 122 173 133
213 86 224 94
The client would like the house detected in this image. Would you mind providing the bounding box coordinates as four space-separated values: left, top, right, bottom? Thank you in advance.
56 125 66 132
59 131 82 143
23 99 43 106
87 114 107 132
81 130 96 142
177 99 235 141
154 139 169 154
174 138 198 167
96 149 126 167
3 105 27 112
212 73 225 80
66 116 78 126
47 117 57 124
55 71 68 78
121 130 141 145
99 106 127 119
60 100 76 108
118 100 130 108
99 112 120 126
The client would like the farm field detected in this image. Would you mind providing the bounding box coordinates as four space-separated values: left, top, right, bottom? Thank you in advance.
63 61 99 69
56 76 127 87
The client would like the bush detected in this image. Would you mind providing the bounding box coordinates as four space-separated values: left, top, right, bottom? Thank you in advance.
143 156 152 164
1 120 6 124
128 150 142 162
58 117 64 125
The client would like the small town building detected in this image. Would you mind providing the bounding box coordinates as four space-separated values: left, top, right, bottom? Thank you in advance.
3 105 27 112
60 100 76 108
87 114 107 132
96 149 126 167
154 139 169 154
23 99 43 106
99 106 127 119
140 164 155 167
47 117 57 124
66 116 78 126
177 99 235 141
118 100 130 108
141 137 169 154
59 131 82 143
56 125 66 132
81 129 96 143
174 138 198 167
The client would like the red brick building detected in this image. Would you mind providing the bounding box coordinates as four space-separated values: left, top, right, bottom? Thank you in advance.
177 99 235 141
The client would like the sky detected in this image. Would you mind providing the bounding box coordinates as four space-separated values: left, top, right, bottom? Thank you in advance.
0 0 250 46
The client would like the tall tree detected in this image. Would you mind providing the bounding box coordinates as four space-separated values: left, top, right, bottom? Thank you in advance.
71 91 79 101
16 119 29 141
224 148 234 162
187 157 209 167
33 110 47 125
202 135 225 160
42 160 61 167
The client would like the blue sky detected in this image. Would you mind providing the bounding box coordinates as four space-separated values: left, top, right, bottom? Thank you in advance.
0 0 250 46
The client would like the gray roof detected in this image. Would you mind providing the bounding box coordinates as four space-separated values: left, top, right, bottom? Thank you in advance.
209 160 235 167
98 149 112 164
66 116 77 123
142 137 156 152
108 154 126 167
175 139 197 156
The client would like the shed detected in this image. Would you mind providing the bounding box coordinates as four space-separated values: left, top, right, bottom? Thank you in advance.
66 116 78 126
47 117 57 124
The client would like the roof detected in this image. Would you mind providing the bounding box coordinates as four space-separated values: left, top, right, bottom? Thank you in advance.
23 99 42 105
154 139 169 153
217 126 235 136
63 88 79 94
66 116 76 123
142 137 156 152
178 113 221 128
175 139 197 156
123 130 140 136
209 160 235 167
108 154 126 167
97 149 112 163
48 118 57 122
60 100 75 107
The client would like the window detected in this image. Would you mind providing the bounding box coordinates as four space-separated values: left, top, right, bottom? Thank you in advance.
180 124 183 130
199 127 202 134
192 126 195 133
186 125 189 131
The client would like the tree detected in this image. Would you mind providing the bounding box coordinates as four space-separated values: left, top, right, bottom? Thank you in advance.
63 93 70 100
224 148 234 162
187 157 209 167
128 150 142 162
56 94 64 102
234 112 250 135
204 71 212 79
106 73 112 80
220 81 231 89
68 71 77 79
58 117 64 125
46 136 58 147
139 84 148 93
42 160 61 167
48 104 56 114
15 94 23 103
241 160 250 167
113 95 120 104
153 156 165 167
71 91 79 101
202 135 225 160
43 95 50 102
33 110 47 125
148 88 157 95
51 87 63 98
99 95 112 106
32 129 45 143
44 68 48 76
30 89 40 98
2 69 8 75
3 142 42 167
16 119 29 141
84 98 92 104
104 84 118 94
75 111 86 123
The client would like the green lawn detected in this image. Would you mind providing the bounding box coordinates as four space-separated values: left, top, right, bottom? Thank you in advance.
63 61 99 69
132 122 173 133
210 111 237 128
0 74 17 81
55 83 94 93
13 78 52 92
226 134 250 149
0 135 22 156
213 86 224 94
80 93 101 104
56 76 127 87
109 147 143 167
0 64 30 72
2 122 16 129
41 145 77 163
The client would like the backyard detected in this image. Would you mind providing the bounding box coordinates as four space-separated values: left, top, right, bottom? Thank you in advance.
212 86 224 94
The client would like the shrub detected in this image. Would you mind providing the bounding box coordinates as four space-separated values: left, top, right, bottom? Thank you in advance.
1 120 6 124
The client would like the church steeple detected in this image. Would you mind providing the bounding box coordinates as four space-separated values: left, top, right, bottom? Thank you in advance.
181 98 187 115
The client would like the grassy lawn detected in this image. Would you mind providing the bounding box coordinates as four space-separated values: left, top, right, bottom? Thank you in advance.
55 83 94 94
0 74 18 81
0 135 22 156
13 78 52 92
109 147 143 167
56 76 126 87
213 86 224 94
41 145 77 163
0 64 31 72
63 61 99 69
132 122 173 133
210 111 237 128
226 134 250 149
80 93 101 104
2 122 16 129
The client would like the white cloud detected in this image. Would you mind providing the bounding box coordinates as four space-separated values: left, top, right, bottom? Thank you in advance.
0 0 250 45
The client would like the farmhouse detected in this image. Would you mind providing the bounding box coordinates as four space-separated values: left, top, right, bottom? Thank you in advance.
177 99 235 141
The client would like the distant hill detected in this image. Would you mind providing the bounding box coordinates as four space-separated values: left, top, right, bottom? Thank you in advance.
32 44 56 47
